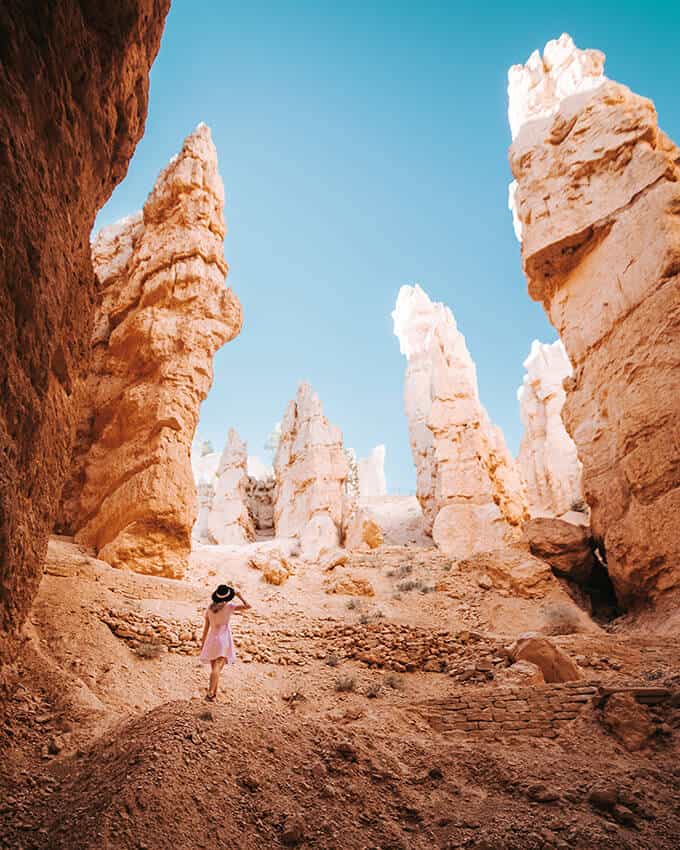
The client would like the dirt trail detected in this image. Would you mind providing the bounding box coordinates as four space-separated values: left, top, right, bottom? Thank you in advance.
1 537 679 849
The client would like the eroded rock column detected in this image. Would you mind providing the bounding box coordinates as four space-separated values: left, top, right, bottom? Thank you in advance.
0 0 169 644
517 340 583 517
394 285 528 558
509 34 680 606
273 383 348 561
59 125 242 578
358 445 387 502
207 429 256 546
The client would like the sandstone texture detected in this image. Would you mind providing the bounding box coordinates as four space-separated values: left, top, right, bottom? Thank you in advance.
246 476 275 532
394 285 528 558
58 125 242 578
343 506 384 551
357 445 387 502
602 692 654 752
0 0 170 645
509 34 680 608
273 383 348 561
524 517 594 584
207 430 255 546
517 340 583 517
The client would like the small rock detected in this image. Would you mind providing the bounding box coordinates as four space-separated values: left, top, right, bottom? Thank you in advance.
588 786 619 810
477 574 492 590
612 804 637 827
281 816 304 847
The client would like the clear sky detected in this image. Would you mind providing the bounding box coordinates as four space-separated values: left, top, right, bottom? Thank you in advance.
97 0 680 493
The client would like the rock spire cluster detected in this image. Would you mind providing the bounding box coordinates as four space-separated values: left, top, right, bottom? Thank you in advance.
207 429 256 546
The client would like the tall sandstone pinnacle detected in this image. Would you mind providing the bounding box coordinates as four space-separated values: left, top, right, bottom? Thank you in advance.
517 339 583 517
509 34 680 607
393 285 528 558
207 429 256 546
58 125 242 578
273 383 348 562
0 0 170 648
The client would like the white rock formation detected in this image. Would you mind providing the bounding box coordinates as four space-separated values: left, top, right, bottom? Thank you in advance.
394 284 528 557
273 382 348 561
517 340 583 517
507 33 606 140
392 284 441 531
207 429 255 545
357 445 387 502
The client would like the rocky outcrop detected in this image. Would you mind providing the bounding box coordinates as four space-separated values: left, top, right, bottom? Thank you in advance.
524 517 594 584
343 506 384 551
191 439 219 543
207 429 255 546
394 285 528 558
273 383 348 561
509 34 680 607
58 125 242 578
517 340 583 516
508 634 582 683
358 445 387 502
0 1 170 645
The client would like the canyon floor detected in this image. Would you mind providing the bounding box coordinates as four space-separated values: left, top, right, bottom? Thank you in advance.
1 535 679 850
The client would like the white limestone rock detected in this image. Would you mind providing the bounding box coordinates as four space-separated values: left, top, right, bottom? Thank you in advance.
207 429 256 546
517 340 583 517
394 284 528 558
273 382 348 562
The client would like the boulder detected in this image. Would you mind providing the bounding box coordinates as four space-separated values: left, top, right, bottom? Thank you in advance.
495 660 545 686
249 550 293 586
508 633 581 683
344 507 384 551
524 517 594 584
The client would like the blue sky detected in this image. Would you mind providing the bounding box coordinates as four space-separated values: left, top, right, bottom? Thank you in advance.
98 0 680 493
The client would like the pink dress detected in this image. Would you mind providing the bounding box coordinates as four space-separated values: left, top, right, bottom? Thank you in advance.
199 603 237 665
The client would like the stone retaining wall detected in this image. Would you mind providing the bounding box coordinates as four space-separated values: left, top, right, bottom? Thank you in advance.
415 682 599 739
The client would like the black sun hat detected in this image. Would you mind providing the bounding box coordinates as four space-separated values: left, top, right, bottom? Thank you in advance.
211 584 235 604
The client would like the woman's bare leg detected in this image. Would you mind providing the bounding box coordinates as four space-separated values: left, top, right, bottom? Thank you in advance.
208 657 226 697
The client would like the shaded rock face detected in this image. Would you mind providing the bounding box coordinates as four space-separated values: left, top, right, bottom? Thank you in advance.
207 430 255 546
517 340 583 517
273 383 348 561
246 477 275 532
0 0 169 644
524 517 594 585
509 34 680 608
393 285 528 558
58 125 242 578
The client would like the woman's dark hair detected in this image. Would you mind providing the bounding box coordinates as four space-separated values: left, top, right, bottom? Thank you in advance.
211 584 235 606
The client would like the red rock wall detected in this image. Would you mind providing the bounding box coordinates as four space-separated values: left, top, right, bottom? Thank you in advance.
0 0 170 650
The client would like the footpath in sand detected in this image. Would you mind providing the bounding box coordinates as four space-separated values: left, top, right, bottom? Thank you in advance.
1 536 679 850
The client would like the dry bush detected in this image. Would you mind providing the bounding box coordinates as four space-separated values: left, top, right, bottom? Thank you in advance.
388 564 413 578
384 673 403 690
366 683 382 699
396 579 422 593
335 675 356 693
542 602 582 635
135 642 162 659
419 585 436 595
325 653 340 667
346 598 360 611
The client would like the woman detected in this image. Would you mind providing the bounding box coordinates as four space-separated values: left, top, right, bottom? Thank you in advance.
199 584 251 701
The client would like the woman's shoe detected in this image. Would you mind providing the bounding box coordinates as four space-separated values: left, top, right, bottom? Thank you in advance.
205 693 216 702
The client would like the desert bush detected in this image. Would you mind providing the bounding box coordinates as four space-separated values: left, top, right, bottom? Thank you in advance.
335 675 356 693
325 653 340 667
346 598 358 610
366 683 382 699
396 579 424 593
388 564 413 578
542 602 582 636
136 642 162 659
384 673 403 690
419 585 436 595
